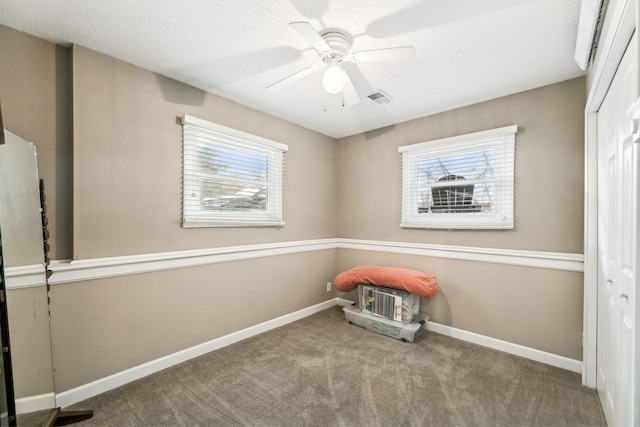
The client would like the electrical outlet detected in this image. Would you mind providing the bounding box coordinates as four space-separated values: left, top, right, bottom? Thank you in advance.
326 281 332 292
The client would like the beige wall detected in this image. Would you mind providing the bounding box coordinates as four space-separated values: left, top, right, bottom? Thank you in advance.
0 25 73 261
337 78 585 254
0 26 72 398
1 27 339 394
72 45 337 259
49 249 337 392
337 250 584 360
0 23 587 397
62 45 339 391
336 78 586 359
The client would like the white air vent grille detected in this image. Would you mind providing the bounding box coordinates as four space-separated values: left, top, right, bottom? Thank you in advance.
367 90 392 104
574 0 608 69
588 0 608 64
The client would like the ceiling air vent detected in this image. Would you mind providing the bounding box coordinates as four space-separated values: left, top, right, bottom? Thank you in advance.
367 90 392 104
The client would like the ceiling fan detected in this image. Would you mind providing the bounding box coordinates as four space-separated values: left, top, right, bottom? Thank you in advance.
266 22 415 105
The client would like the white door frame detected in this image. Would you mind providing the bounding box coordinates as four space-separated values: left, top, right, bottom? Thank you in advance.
583 0 636 389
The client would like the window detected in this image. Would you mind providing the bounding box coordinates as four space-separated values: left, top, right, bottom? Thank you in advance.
399 125 517 229
182 115 288 227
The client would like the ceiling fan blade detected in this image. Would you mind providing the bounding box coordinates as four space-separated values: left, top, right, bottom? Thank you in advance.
342 70 360 106
350 46 415 63
289 21 331 52
265 64 323 91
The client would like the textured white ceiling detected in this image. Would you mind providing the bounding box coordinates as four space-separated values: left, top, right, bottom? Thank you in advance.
0 0 585 138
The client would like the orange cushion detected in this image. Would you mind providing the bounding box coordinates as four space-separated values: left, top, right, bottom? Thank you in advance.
334 265 439 299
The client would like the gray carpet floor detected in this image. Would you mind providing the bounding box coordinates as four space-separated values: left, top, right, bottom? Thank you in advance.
20 305 606 426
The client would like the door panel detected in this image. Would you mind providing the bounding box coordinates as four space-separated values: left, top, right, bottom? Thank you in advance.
597 114 617 422
596 33 637 427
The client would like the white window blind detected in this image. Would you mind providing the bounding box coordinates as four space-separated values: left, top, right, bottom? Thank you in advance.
399 125 517 229
182 115 288 228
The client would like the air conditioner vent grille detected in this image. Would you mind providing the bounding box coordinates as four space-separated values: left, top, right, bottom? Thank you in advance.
367 90 392 104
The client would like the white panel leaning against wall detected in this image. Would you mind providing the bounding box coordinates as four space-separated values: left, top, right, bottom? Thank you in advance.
398 125 517 230
181 115 288 228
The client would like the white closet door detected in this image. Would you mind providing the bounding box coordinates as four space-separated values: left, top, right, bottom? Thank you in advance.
597 86 616 423
596 33 637 427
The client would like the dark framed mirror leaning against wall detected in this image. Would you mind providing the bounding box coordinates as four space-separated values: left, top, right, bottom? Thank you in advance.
0 126 56 427
0 101 17 427
0 181 17 426
0 98 92 425
0 225 17 426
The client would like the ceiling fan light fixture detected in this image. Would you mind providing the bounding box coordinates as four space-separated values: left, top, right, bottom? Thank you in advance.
322 66 343 94
269 21 414 103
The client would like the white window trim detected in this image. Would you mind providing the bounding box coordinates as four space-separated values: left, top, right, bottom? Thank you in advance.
182 115 288 228
398 125 517 230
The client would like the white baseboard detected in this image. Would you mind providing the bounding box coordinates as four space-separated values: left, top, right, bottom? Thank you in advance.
15 392 56 414
55 298 338 408
425 321 582 373
55 298 582 408
339 298 580 373
335 298 355 307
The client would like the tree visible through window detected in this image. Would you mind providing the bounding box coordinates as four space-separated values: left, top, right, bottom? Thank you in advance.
197 144 268 211
399 125 517 229
182 115 287 228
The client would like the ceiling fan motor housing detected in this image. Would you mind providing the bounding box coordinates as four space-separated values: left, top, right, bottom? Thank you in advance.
320 31 351 64
267 21 413 105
